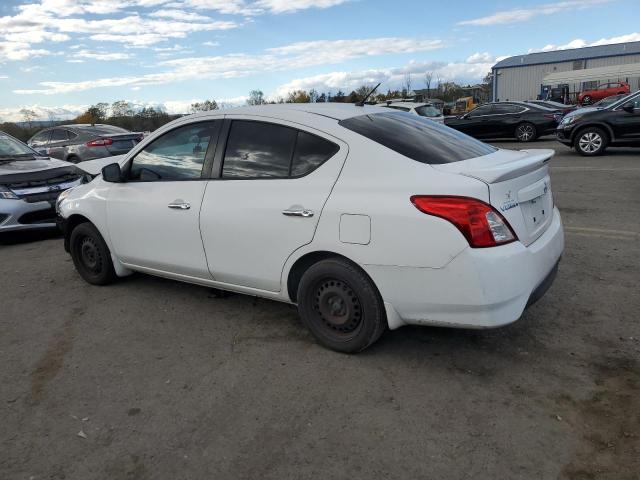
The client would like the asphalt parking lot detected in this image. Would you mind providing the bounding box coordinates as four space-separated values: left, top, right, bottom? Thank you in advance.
1 138 639 480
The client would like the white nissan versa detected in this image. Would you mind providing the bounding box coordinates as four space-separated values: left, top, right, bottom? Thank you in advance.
57 103 564 352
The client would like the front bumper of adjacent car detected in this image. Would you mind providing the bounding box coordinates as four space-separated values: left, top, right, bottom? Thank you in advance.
0 197 59 232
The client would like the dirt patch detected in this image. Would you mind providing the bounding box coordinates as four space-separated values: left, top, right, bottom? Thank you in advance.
30 309 82 404
559 356 640 480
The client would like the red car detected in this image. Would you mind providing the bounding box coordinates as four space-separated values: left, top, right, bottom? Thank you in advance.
577 82 630 105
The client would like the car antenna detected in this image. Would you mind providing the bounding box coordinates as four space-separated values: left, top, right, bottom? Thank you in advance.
355 83 381 107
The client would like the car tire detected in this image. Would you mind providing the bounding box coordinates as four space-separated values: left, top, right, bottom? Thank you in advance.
582 95 592 105
66 155 80 164
515 122 537 142
70 222 117 285
575 127 609 156
297 258 386 353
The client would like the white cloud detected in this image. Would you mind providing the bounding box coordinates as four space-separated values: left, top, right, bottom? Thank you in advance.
272 59 494 98
0 104 89 122
15 36 446 95
466 52 494 64
458 0 612 26
254 0 349 14
0 75 8 79
149 9 212 21
531 32 640 52
75 49 133 60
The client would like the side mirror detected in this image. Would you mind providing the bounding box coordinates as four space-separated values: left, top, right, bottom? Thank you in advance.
622 102 636 113
102 163 122 183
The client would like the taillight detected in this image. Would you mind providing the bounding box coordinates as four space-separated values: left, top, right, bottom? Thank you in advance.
86 138 113 147
410 195 517 248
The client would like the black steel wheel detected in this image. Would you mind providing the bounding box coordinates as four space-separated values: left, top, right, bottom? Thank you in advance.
515 122 537 142
70 222 117 285
297 258 386 353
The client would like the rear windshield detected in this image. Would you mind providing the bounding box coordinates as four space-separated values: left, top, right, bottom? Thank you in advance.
339 111 496 164
414 105 440 117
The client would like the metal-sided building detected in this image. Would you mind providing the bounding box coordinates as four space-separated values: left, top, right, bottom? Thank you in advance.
491 41 640 102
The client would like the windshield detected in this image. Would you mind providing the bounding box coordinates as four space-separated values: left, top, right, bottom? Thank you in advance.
415 105 440 117
0 133 39 157
594 94 626 108
607 91 639 110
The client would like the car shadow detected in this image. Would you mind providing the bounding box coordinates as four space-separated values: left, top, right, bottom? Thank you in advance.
0 228 62 246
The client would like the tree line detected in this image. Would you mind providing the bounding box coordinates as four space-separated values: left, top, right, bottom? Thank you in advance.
2 74 488 142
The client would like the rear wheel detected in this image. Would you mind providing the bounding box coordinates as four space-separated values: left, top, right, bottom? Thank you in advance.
575 127 608 156
297 258 386 353
515 122 537 142
70 222 117 285
66 155 80 164
582 95 592 105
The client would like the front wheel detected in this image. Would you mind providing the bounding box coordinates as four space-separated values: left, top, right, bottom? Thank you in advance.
297 258 386 353
575 127 608 156
70 222 117 285
515 122 537 142
581 95 592 105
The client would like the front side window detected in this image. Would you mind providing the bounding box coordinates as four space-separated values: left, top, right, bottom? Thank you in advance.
129 121 218 181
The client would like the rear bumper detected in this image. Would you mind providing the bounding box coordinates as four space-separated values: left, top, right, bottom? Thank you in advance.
365 207 564 329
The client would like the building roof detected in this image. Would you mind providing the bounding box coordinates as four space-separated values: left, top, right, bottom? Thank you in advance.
493 41 640 69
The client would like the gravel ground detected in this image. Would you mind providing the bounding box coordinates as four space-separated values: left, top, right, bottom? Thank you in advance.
1 139 639 480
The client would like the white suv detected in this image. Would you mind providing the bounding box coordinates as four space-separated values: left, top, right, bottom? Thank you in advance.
57 104 564 352
382 101 445 123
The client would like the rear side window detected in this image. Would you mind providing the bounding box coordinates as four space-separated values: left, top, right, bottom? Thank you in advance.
339 111 496 165
291 131 339 177
222 121 338 179
49 129 69 141
492 104 525 114
414 105 440 117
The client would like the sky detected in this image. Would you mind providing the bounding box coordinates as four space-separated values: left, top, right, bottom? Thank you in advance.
0 0 639 121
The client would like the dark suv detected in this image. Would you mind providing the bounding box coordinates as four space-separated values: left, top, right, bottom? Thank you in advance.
556 91 640 156
28 124 142 163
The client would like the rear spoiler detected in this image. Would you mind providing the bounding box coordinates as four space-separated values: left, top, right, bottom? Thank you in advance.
432 149 554 184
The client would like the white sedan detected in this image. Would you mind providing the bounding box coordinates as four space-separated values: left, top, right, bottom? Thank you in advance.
57 103 564 352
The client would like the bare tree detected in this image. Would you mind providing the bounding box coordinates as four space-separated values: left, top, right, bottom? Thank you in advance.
190 100 218 112
247 90 266 106
19 108 37 129
404 72 412 95
46 109 58 126
424 71 433 94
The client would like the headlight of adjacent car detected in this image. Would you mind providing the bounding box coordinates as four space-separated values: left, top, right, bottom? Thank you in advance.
55 187 74 214
0 185 19 200
560 115 582 126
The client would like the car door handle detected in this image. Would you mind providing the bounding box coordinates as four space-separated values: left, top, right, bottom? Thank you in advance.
168 201 191 210
282 208 314 217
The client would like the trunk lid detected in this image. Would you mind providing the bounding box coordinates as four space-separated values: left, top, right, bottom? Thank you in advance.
432 148 554 246
100 133 141 155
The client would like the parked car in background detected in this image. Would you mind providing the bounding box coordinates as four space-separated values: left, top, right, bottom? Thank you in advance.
591 93 628 108
28 124 142 164
0 132 85 232
557 91 640 155
577 82 630 105
58 103 563 352
382 101 445 123
525 100 577 116
445 101 559 142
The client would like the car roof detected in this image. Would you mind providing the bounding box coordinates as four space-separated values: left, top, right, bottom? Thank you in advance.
189 103 391 121
386 102 434 108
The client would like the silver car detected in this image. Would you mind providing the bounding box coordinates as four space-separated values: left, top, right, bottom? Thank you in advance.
27 124 142 163
0 132 84 232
